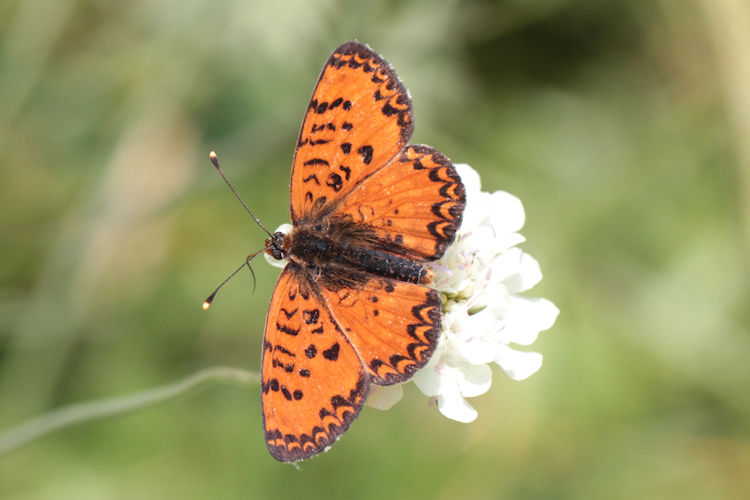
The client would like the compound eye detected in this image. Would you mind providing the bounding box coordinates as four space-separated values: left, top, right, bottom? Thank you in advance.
315 240 327 252
270 247 285 260
313 224 324 232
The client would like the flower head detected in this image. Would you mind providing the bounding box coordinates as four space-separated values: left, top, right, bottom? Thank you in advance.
369 164 558 422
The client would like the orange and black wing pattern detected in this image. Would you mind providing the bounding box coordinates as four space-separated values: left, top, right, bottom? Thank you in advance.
290 41 413 222
259 41 467 463
320 276 441 385
337 144 465 260
261 266 367 462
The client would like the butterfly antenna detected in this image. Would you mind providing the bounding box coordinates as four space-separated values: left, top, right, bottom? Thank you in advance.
202 248 266 310
209 151 273 237
247 259 257 294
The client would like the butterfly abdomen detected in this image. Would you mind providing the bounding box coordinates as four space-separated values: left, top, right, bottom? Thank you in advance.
339 245 429 284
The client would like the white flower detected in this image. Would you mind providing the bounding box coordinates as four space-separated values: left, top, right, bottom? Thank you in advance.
368 164 558 422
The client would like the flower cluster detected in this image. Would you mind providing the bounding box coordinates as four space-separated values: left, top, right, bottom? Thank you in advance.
368 164 558 422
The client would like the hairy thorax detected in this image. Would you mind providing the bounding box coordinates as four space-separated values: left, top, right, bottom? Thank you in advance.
268 215 432 291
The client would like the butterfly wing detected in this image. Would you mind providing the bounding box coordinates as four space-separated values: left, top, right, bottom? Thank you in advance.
319 276 442 385
261 266 367 462
336 144 466 260
290 41 413 222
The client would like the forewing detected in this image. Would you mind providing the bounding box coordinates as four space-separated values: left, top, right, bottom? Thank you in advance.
337 144 465 260
262 266 367 462
290 41 414 223
320 276 442 386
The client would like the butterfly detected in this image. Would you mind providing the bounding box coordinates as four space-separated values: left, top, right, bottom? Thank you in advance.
260 41 465 462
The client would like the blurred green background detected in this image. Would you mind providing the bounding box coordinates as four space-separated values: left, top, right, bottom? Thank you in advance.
2 0 749 498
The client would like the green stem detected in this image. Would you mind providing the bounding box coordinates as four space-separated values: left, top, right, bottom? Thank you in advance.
0 366 259 457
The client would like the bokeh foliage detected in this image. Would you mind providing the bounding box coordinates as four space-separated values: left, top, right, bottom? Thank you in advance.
1 0 749 498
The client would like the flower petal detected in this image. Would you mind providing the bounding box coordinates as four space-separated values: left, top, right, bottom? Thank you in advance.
367 384 404 410
495 345 543 380
501 252 543 293
412 341 446 397
488 191 525 235
500 296 559 345
452 306 495 340
437 379 478 423
492 232 527 255
449 310 500 365
455 362 492 397
470 280 510 314
263 252 287 269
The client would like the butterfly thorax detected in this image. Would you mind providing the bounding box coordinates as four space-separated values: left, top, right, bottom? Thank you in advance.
271 216 432 290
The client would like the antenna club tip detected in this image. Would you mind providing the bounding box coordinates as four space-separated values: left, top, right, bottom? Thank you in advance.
202 301 211 311
209 151 221 170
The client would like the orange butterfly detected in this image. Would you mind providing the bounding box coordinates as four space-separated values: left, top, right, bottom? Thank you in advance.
260 41 465 462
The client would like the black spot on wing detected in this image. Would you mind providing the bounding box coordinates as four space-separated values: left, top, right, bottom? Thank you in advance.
358 145 373 165
339 165 351 180
305 344 317 358
302 174 320 185
281 386 293 400
274 344 295 357
304 158 329 167
326 172 343 192
277 322 299 336
281 307 298 319
323 343 340 361
329 97 343 109
303 308 320 325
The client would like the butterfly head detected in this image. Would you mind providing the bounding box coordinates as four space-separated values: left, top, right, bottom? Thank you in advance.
265 231 288 261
